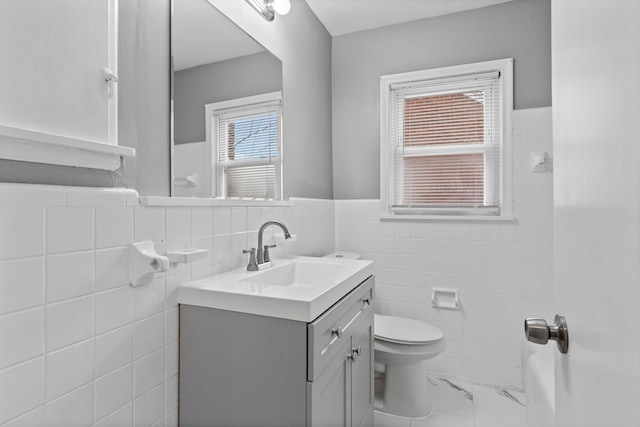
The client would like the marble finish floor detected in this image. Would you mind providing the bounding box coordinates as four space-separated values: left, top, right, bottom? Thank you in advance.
375 377 527 427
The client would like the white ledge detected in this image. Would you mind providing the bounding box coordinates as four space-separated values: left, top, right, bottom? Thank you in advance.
0 125 135 171
140 196 292 207
380 214 516 223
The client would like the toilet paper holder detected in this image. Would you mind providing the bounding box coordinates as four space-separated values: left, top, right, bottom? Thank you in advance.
130 241 169 287
431 287 460 310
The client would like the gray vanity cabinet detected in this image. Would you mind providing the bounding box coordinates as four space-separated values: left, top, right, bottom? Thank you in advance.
179 275 374 427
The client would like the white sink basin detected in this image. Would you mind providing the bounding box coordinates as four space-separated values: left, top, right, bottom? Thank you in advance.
178 256 373 322
241 261 354 288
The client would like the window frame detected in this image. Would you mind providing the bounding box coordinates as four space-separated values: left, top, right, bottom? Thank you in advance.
205 91 283 201
379 58 514 221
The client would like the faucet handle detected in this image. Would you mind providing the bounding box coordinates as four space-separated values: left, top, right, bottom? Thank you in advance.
243 248 259 271
263 244 277 263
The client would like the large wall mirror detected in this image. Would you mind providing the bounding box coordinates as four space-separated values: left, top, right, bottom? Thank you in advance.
171 0 283 197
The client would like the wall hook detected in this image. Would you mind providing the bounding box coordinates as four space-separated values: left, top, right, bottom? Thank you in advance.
531 151 550 173
103 68 119 98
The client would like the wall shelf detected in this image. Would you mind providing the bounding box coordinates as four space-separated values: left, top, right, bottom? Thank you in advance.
0 125 135 171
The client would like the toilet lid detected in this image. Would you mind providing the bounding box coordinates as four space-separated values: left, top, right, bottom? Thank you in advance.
374 314 444 345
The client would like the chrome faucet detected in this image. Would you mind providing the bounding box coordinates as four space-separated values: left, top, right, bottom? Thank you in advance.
245 220 291 271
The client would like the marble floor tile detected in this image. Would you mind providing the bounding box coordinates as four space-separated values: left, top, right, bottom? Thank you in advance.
375 377 527 427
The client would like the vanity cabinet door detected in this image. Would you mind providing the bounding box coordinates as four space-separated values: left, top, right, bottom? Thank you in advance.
350 312 374 427
308 338 352 427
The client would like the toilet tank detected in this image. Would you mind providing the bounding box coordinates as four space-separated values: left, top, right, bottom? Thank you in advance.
323 252 362 260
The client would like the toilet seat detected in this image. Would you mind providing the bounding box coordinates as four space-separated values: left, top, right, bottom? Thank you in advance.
374 313 444 345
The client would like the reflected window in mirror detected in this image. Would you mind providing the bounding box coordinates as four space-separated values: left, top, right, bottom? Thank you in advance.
206 92 282 200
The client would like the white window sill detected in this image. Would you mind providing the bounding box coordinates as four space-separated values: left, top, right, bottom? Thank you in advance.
380 214 516 223
140 196 292 207
0 125 135 171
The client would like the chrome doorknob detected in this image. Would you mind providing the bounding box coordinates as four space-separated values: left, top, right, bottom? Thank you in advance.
524 314 569 354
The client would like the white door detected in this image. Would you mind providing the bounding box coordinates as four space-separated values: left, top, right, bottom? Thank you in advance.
552 1 640 425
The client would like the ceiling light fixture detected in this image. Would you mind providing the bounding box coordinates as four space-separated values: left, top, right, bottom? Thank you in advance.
245 0 291 22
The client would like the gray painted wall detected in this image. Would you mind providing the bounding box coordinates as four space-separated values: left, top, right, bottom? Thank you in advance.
174 51 282 145
331 0 552 200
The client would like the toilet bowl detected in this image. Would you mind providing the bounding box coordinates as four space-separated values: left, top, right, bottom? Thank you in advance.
374 313 446 418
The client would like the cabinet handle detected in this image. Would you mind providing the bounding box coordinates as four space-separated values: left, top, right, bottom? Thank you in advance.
331 327 343 338
362 297 371 306
347 346 362 363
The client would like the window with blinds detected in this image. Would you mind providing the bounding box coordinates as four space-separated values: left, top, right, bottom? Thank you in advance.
209 93 282 200
380 59 513 218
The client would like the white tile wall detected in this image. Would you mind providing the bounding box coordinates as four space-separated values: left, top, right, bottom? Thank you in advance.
0 184 334 426
335 107 554 389
0 111 547 422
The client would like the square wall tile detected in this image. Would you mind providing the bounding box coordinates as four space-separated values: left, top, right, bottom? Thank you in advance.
191 207 212 238
44 383 93 427
134 349 165 398
95 247 129 292
96 287 134 335
0 307 44 370
165 208 190 244
46 208 93 254
46 251 94 304
165 308 178 344
96 364 133 421
0 207 44 261
95 208 134 249
134 313 165 359
212 207 231 236
230 207 246 234
96 325 133 378
0 257 44 315
165 341 179 379
95 403 132 427
45 295 94 352
0 358 44 424
134 384 165 427
45 339 94 400
134 208 165 242
133 277 165 321
165 375 178 413
1 406 44 426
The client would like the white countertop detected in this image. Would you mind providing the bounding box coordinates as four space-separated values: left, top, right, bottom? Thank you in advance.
177 256 374 322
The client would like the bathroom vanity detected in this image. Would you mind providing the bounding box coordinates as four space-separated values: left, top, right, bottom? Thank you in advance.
178 257 375 427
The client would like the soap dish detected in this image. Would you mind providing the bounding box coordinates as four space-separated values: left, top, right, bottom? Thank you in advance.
167 249 208 264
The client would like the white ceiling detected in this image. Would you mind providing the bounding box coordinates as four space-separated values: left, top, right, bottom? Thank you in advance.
173 0 265 71
304 0 516 36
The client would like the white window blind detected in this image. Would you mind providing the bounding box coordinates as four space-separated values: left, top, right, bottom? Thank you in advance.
212 95 282 200
381 59 513 218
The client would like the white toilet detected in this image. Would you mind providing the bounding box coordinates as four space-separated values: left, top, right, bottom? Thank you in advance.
374 313 446 418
